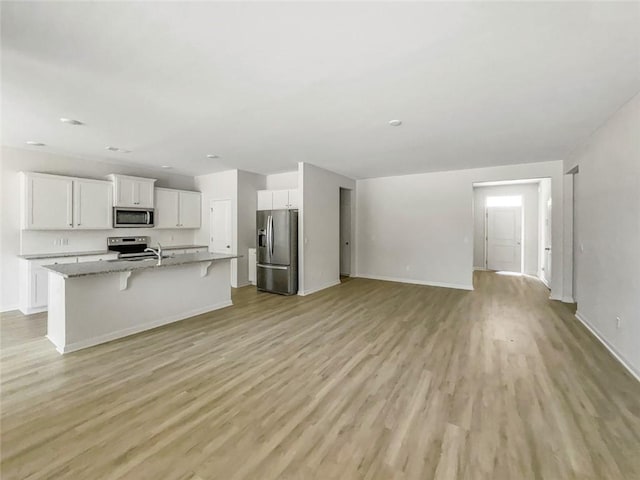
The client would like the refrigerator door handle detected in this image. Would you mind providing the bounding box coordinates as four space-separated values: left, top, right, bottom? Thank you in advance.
257 263 287 270
266 215 271 259
269 215 274 256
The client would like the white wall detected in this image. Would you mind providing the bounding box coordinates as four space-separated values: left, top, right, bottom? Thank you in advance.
194 170 238 287
0 147 196 312
265 171 298 190
237 170 266 286
299 163 355 295
473 183 540 276
356 161 565 296
566 92 640 378
194 169 267 288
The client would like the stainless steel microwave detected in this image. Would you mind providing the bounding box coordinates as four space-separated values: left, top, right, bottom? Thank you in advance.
113 207 155 228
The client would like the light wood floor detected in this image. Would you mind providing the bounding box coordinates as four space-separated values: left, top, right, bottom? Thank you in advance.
1 272 639 479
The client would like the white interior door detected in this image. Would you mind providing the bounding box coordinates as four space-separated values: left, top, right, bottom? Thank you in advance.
487 206 522 272
340 189 351 275
543 197 552 284
210 199 232 254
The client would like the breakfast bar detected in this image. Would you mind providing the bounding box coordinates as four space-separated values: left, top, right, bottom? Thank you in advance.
43 252 236 353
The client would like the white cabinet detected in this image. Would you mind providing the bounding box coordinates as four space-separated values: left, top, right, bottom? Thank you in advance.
77 254 118 263
154 188 179 228
21 173 112 230
257 189 298 210
287 189 298 209
21 172 74 230
248 248 257 285
19 257 77 314
257 190 273 210
73 179 113 229
154 188 201 229
109 174 156 208
272 190 290 209
179 191 201 228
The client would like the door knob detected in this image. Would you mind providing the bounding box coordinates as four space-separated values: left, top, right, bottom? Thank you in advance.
545 247 551 251
226 245 230 248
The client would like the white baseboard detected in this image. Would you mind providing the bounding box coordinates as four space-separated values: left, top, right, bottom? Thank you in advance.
355 274 473 291
473 266 487 271
18 305 47 315
0 305 19 314
51 300 233 354
562 296 575 304
234 281 251 288
575 310 639 383
298 280 341 296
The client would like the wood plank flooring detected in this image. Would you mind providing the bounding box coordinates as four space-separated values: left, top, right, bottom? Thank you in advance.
1 272 639 479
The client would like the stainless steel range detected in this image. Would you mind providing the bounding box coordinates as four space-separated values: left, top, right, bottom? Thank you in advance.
107 236 158 260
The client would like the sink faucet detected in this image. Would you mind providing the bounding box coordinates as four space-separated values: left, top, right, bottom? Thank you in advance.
144 242 163 260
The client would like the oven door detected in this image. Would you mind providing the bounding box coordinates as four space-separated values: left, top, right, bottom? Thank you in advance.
113 208 154 227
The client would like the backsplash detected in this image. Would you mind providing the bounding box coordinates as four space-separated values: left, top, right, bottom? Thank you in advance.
20 229 198 255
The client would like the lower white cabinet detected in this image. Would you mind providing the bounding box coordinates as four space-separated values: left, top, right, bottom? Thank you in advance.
248 248 257 285
19 254 118 314
166 247 208 257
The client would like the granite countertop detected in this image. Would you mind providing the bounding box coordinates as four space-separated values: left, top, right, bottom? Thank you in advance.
18 250 113 260
19 245 208 260
42 252 237 278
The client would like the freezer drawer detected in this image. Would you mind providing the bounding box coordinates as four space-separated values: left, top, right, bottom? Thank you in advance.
257 263 297 295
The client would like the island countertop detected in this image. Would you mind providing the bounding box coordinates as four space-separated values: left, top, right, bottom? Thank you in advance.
42 252 237 278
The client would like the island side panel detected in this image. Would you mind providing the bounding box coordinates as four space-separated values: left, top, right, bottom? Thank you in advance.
55 259 232 353
47 272 67 352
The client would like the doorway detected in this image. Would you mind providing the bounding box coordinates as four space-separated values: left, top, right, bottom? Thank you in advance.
473 179 551 281
339 188 351 276
209 199 232 254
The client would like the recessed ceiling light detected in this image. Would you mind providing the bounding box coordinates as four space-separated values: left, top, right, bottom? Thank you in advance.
161 165 172 169
105 146 131 153
60 118 84 125
206 154 220 159
388 119 402 127
25 141 46 146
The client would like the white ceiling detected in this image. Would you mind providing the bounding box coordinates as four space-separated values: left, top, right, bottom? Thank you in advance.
2 2 639 179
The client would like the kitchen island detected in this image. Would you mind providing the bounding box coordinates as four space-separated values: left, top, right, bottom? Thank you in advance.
43 252 236 353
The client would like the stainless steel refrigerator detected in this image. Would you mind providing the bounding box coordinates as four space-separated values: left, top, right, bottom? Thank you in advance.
256 209 298 295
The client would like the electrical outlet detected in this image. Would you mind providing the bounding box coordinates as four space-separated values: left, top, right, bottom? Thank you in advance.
616 316 622 329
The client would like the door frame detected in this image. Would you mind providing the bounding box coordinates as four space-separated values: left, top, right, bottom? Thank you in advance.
484 204 524 273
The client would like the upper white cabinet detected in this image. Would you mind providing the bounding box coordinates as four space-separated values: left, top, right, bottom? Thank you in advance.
20 172 112 230
73 179 113 229
257 189 298 210
21 172 74 229
154 188 201 229
179 191 201 228
257 190 273 210
108 174 156 208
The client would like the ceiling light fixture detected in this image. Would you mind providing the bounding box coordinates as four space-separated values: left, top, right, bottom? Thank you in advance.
206 154 220 159
388 119 402 127
25 141 46 146
105 146 131 153
60 118 84 125
161 165 172 169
